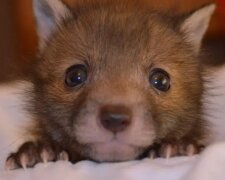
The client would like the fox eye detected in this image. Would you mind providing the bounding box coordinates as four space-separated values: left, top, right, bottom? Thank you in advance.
65 64 87 87
149 68 170 92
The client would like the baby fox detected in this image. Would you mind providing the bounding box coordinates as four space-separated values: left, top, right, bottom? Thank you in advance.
5 0 215 170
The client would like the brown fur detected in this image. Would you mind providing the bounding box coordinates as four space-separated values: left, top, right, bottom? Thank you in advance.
6 0 214 167
28 0 206 162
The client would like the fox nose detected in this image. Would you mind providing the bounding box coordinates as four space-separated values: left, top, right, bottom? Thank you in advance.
99 105 132 133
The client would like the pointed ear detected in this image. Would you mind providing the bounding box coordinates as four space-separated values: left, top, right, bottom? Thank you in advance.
180 4 216 54
33 0 72 50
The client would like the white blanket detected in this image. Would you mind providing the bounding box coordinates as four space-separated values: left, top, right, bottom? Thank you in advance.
0 143 225 180
0 65 225 180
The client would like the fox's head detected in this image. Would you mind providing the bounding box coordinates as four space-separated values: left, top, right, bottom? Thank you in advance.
31 0 215 161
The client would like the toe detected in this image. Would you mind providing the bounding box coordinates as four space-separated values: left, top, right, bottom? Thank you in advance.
186 144 196 156
58 151 69 161
159 143 179 158
16 142 39 168
39 144 56 163
148 149 156 159
5 155 19 171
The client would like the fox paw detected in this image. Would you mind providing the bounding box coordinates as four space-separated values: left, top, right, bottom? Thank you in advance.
5 141 69 170
148 142 204 159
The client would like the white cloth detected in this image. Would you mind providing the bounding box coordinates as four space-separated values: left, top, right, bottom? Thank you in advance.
0 144 225 180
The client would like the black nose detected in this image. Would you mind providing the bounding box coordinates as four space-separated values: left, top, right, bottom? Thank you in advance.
99 105 132 133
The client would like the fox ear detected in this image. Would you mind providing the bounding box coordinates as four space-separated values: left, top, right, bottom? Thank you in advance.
180 4 216 54
33 0 72 50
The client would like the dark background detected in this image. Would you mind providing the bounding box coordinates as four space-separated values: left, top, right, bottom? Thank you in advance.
0 0 225 81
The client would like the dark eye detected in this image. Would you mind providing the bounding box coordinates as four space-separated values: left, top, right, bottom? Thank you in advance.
149 68 170 92
65 64 87 87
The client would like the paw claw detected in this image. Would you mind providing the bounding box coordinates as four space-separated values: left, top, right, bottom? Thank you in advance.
20 153 29 169
5 141 67 170
58 151 69 161
149 141 203 159
159 144 177 159
40 148 55 163
186 144 196 157
165 144 172 159
40 150 48 164
148 150 156 159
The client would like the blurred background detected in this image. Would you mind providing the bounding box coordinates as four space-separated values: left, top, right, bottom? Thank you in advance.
0 0 225 82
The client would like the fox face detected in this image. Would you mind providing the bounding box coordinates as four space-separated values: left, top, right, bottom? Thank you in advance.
30 0 215 162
